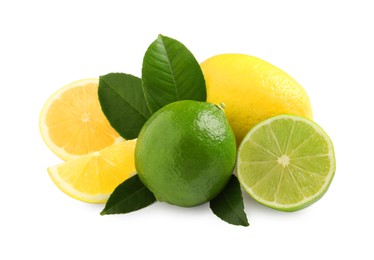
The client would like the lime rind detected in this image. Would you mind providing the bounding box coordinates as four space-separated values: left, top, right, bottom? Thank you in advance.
237 114 335 211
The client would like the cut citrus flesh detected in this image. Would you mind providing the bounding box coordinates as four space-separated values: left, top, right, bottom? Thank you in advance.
48 139 136 203
39 78 123 160
237 115 335 211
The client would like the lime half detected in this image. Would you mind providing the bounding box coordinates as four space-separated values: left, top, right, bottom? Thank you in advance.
237 115 335 211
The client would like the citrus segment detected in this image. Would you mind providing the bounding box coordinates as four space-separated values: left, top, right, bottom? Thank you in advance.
40 78 123 160
237 115 335 211
201 54 313 145
48 140 136 203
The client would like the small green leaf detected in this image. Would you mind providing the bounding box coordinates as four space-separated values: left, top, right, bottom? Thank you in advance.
142 34 206 113
98 73 151 139
210 175 249 226
101 174 156 215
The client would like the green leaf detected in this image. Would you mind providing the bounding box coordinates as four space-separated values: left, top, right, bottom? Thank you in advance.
98 73 151 139
101 174 156 215
142 34 206 113
210 175 249 227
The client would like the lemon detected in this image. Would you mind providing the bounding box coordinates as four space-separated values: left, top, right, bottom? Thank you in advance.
39 78 123 160
201 54 313 145
48 140 137 203
135 100 237 207
237 115 335 211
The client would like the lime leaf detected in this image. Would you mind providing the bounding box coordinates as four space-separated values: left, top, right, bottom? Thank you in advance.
210 175 249 226
142 34 206 113
98 73 151 139
101 174 156 215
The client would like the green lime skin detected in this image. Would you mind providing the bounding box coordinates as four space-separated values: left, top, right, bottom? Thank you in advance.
135 100 237 207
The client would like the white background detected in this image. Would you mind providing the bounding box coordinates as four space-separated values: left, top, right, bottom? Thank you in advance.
1 0 373 259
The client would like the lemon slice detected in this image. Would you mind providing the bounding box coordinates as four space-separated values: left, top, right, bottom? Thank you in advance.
48 140 136 203
237 115 335 211
39 78 123 160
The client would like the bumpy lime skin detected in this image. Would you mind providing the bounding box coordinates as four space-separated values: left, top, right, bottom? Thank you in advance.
135 100 237 207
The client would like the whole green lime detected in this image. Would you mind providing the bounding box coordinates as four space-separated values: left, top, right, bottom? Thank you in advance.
135 100 237 207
